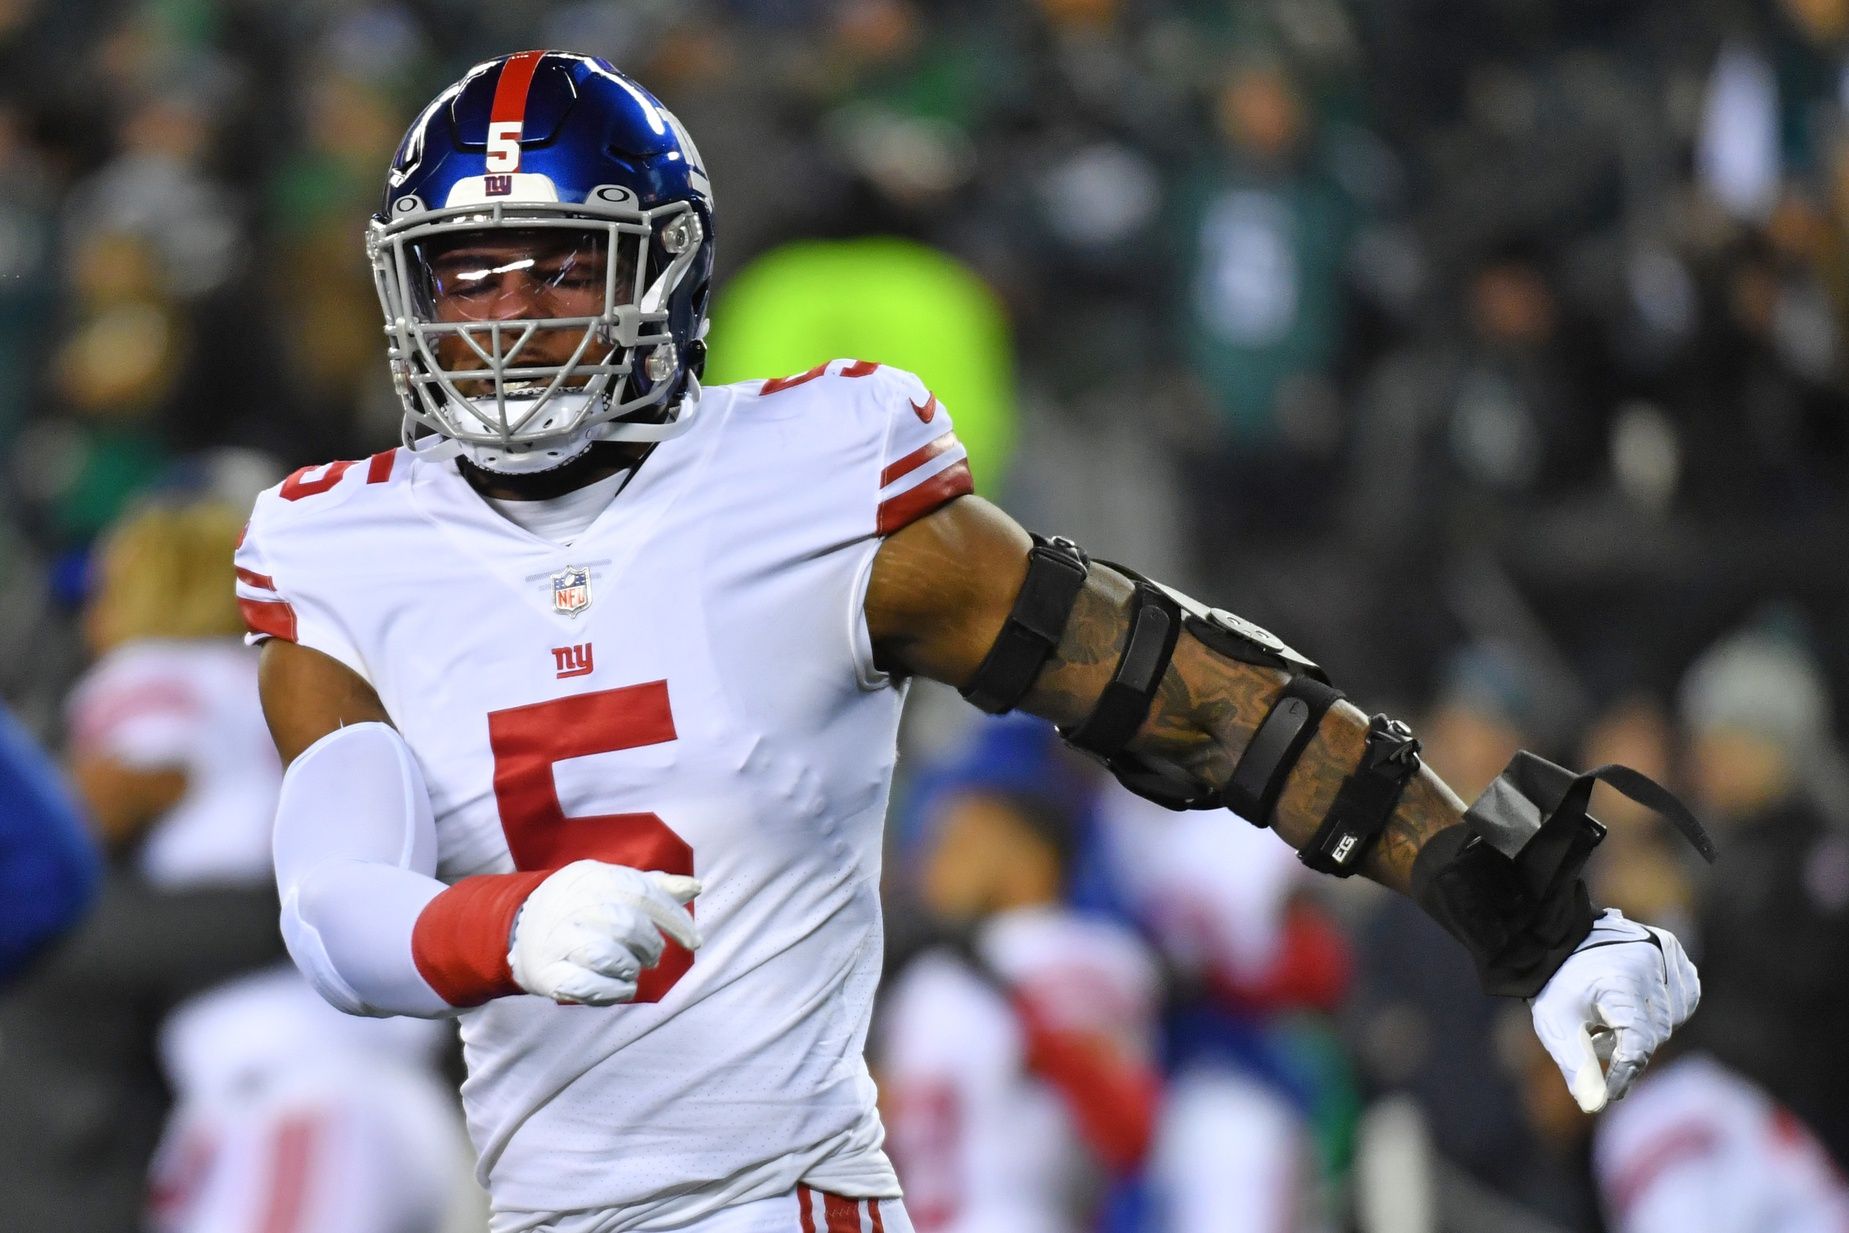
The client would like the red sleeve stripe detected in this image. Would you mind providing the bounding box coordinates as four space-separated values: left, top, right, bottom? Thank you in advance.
257 1113 318 1233
869 1199 885 1233
1610 1124 1719 1216
236 566 277 592
795 1185 818 1233
411 871 551 1007
1014 994 1160 1173
877 460 972 535
70 681 199 753
880 433 962 487
239 597 299 643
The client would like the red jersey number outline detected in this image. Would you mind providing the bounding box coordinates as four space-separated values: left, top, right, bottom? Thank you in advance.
486 680 694 1003
279 450 398 501
758 358 880 396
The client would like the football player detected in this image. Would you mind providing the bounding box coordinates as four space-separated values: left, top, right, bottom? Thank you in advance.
252 51 1708 1233
68 501 470 1233
878 718 1160 1233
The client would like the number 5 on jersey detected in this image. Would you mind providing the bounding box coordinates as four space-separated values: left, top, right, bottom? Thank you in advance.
487 681 694 1002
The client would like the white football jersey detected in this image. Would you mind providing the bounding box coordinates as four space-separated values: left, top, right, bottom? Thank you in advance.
1593 1054 1849 1233
876 907 1159 1233
67 638 281 888
236 361 973 1232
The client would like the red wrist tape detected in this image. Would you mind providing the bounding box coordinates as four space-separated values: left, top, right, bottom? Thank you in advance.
411 871 551 1007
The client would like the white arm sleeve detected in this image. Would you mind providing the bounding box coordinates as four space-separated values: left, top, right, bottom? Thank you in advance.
273 721 457 1019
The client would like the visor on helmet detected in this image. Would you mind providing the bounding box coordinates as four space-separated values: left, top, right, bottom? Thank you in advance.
413 227 633 323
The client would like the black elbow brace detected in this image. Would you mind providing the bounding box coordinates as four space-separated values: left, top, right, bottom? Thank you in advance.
961 537 1719 1000
960 543 1411 872
1053 560 1341 816
1049 562 1424 885
958 534 1091 714
1411 752 1717 997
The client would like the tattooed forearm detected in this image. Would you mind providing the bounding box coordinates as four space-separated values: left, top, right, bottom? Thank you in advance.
1023 564 1466 895
869 501 1465 896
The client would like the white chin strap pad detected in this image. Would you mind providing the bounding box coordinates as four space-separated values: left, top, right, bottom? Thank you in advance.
273 722 457 1019
440 375 706 474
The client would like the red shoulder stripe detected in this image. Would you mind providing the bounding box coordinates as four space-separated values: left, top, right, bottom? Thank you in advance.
876 460 972 535
880 433 960 487
236 566 278 592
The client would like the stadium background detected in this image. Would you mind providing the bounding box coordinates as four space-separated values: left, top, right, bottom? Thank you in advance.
1 0 1847 1230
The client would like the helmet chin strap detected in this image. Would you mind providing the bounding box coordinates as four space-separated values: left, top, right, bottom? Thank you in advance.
415 374 706 476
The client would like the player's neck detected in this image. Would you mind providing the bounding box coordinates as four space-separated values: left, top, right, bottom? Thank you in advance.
458 442 652 501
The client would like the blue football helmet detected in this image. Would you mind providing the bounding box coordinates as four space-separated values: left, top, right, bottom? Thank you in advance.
369 51 715 472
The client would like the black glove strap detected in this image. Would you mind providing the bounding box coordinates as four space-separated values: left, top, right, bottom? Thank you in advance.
1299 714 1422 876
960 535 1089 714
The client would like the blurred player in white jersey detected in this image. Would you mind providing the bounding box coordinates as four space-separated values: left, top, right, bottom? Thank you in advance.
254 49 1706 1233
1592 1053 1849 1233
1097 790 1347 1233
68 501 470 1233
878 717 1159 1233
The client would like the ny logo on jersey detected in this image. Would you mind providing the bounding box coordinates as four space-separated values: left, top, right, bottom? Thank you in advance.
552 643 594 679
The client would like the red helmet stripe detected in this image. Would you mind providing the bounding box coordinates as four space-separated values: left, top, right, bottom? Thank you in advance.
488 50 546 145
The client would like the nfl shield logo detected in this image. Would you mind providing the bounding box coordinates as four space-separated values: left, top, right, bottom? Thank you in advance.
551 566 591 617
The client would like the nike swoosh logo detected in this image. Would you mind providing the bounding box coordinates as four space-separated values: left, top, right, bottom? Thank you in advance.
910 393 938 423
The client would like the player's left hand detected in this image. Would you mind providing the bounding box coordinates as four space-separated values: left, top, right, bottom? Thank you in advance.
1529 909 1700 1114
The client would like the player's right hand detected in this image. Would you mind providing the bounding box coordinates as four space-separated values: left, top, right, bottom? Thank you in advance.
507 860 702 1005
1528 909 1699 1113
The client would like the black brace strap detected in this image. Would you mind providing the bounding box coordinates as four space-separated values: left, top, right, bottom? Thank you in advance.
1063 580 1184 758
1299 714 1422 876
1223 675 1345 827
960 535 1090 715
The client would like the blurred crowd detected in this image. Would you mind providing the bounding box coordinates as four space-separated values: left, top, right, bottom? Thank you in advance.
2 0 1848 1231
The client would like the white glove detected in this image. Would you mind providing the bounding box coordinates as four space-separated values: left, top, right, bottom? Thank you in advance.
1529 908 1699 1113
508 860 702 1006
